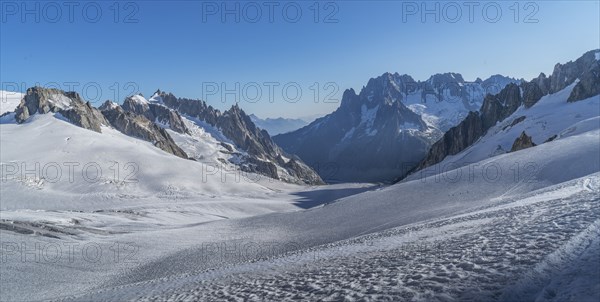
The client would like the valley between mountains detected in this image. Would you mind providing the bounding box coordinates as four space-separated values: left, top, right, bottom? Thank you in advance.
1 50 599 301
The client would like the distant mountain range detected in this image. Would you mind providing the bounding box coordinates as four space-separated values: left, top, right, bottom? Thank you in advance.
249 114 310 135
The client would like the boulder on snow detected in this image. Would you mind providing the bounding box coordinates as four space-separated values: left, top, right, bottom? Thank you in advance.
510 131 537 152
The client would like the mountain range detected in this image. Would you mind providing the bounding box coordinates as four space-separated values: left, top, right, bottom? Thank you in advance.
249 114 310 135
274 72 520 182
2 50 598 186
5 87 323 185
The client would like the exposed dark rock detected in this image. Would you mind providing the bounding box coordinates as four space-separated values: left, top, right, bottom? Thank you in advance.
550 50 599 94
416 111 484 170
567 51 600 102
15 87 109 132
121 95 190 134
544 134 558 143
99 101 188 159
503 116 526 130
151 91 323 185
241 157 279 180
219 142 234 153
510 131 536 152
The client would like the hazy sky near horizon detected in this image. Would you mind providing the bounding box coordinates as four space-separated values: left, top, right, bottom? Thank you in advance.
1 1 599 118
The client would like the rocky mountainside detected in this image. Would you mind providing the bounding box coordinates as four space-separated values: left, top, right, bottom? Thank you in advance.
99 100 188 158
15 87 109 132
274 72 518 183
8 87 322 185
11 87 188 159
414 49 600 173
145 91 324 185
122 95 190 134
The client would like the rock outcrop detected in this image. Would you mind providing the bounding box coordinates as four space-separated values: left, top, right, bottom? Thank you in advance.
417 111 485 169
121 95 190 134
510 131 536 152
15 87 109 132
567 51 600 102
99 101 188 159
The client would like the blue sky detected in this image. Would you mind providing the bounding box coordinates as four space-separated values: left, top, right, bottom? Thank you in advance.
1 1 599 118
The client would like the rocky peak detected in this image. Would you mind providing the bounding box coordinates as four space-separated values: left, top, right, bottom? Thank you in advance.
339 88 360 109
15 87 109 132
550 49 599 94
481 74 521 95
100 101 188 159
427 73 465 87
566 49 600 102
149 91 324 185
122 94 189 134
510 131 536 152
361 72 405 106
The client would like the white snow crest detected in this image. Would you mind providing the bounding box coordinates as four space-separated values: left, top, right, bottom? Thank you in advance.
0 90 24 115
131 94 149 104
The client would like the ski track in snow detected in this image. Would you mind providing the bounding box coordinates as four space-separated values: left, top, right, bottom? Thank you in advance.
66 176 600 301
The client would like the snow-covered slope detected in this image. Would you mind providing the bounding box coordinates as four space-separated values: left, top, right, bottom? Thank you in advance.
49 123 600 301
410 82 600 180
0 113 289 212
1 97 598 301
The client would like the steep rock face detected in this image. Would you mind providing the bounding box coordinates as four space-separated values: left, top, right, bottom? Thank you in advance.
217 105 280 159
416 111 484 170
413 49 599 175
154 91 221 125
550 50 599 94
567 51 600 102
122 94 190 134
150 91 323 185
99 101 188 159
510 131 536 152
479 83 524 130
15 87 109 132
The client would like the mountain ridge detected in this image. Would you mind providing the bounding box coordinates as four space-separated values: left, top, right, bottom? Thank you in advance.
274 72 520 182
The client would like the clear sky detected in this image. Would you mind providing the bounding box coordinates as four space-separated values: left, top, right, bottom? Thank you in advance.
1 1 599 119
